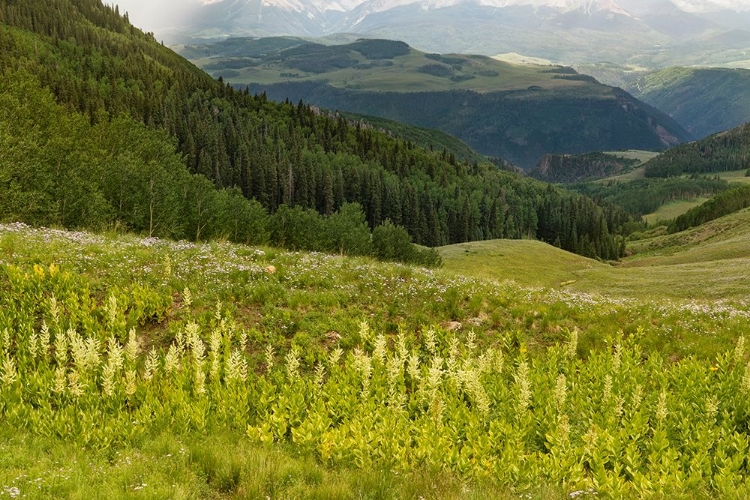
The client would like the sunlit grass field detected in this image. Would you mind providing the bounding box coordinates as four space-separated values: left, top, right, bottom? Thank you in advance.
3 215 750 498
642 197 711 224
440 207 750 301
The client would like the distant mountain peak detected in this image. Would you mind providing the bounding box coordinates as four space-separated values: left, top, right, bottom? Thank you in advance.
670 0 750 13
176 0 750 68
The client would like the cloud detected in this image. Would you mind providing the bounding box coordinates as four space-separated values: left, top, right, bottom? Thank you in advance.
110 0 204 33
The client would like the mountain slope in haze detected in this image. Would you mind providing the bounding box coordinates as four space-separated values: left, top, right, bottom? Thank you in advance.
0 0 632 260
625 67 750 139
165 0 750 68
179 37 692 168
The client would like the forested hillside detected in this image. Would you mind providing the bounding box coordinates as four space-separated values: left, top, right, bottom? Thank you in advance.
0 0 630 260
626 67 750 139
644 123 750 178
530 152 638 184
183 37 692 168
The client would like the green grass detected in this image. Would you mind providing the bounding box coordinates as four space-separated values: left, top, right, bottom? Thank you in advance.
438 239 605 289
643 197 711 224
717 169 750 184
4 220 750 497
1 430 550 499
187 44 608 95
439 207 750 301
592 151 659 183
603 150 660 165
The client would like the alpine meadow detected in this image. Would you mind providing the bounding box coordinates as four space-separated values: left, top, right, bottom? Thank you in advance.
4 0 750 499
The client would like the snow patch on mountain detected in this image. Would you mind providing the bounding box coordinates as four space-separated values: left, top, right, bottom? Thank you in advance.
669 0 750 13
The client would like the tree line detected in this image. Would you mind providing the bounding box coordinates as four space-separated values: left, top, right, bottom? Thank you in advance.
668 185 750 234
644 123 750 178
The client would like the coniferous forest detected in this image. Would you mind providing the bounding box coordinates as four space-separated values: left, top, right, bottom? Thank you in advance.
0 0 630 261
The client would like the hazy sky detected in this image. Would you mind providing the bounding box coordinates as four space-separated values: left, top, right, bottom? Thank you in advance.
111 0 750 35
110 0 203 33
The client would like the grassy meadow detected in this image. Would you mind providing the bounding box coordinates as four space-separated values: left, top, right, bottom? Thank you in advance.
441 206 750 301
186 42 608 94
3 214 750 498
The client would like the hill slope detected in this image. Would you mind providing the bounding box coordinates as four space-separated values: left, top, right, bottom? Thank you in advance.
644 122 750 178
4 220 750 496
0 0 632 260
178 37 692 168
440 206 750 300
627 67 750 139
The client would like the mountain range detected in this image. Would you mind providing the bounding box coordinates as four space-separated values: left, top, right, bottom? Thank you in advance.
178 37 692 167
160 0 750 67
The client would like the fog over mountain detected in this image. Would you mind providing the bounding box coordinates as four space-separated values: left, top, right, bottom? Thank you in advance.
115 0 750 67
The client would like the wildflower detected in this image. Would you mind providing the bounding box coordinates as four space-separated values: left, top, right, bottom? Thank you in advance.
386 355 402 390
425 356 444 402
28 331 39 360
49 295 60 325
39 322 50 359
264 344 275 373
314 362 326 389
164 345 180 374
164 254 172 277
225 350 248 382
125 328 139 365
106 295 118 329
407 351 421 383
631 384 643 411
101 363 117 397
106 336 124 373
372 334 387 365
52 367 67 394
182 287 193 310
194 364 206 395
567 328 578 359
656 390 668 423
359 320 371 344
424 327 437 356
742 362 750 393
328 347 343 368
210 328 222 381
68 370 84 399
1 354 17 386
735 336 746 364
185 322 201 351
554 373 567 411
612 342 622 371
3 486 20 498
396 328 408 361
602 374 613 403
285 346 301 380
54 330 68 367
124 370 137 396
516 360 532 413
143 349 159 381
466 330 477 354
706 395 719 421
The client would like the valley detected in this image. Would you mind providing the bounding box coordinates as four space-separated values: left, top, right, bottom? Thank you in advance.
177 37 691 168
5 0 750 498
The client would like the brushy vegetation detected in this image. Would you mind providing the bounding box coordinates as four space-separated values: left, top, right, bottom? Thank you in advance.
3 223 750 498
